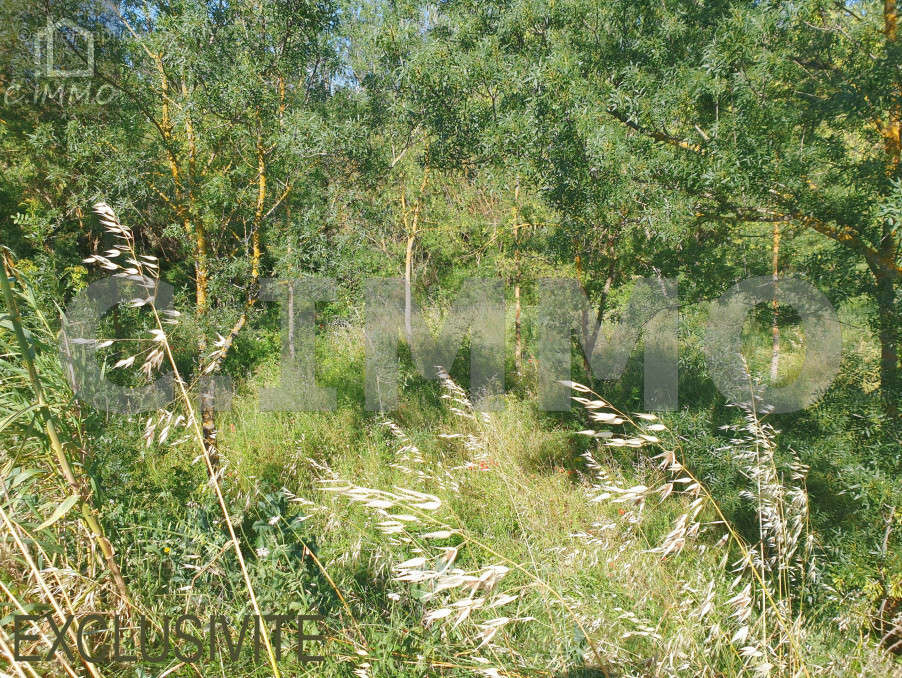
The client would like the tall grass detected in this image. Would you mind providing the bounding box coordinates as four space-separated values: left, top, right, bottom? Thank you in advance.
313 370 898 677
2 206 899 677
2 247 130 677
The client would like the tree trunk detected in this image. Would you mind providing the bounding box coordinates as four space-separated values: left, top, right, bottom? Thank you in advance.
577 247 616 383
586 258 616 357
404 229 415 345
514 282 522 374
574 251 594 379
156 56 218 468
876 271 900 417
401 152 429 346
769 221 781 383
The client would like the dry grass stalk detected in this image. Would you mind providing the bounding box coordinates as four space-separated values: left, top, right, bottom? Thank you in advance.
81 202 283 678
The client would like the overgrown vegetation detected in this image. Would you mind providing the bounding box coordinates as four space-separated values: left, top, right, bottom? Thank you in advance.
2 1 901 676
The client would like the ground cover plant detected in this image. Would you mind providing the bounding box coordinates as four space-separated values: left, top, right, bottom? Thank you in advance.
2 1 902 676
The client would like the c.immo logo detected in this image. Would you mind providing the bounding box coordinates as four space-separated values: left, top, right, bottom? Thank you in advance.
34 17 94 78
12 613 324 665
3 16 116 108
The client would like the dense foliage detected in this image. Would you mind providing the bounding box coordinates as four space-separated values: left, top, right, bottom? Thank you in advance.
1 1 901 676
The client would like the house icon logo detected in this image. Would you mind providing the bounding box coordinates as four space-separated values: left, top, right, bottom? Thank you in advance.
34 17 94 78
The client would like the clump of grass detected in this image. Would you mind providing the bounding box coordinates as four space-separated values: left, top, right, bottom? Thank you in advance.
76 203 283 676
569 379 900 677
2 248 130 677
311 371 899 677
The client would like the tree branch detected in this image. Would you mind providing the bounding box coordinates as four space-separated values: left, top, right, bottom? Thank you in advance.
696 204 902 279
605 107 703 153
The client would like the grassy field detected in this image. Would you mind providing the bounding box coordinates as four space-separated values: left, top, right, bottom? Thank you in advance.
2 262 901 678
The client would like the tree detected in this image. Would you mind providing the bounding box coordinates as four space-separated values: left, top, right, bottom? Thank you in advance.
404 0 902 413
3 0 341 463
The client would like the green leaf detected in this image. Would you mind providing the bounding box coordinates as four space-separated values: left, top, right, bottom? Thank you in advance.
0 403 40 435
9 467 41 490
36 494 81 530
